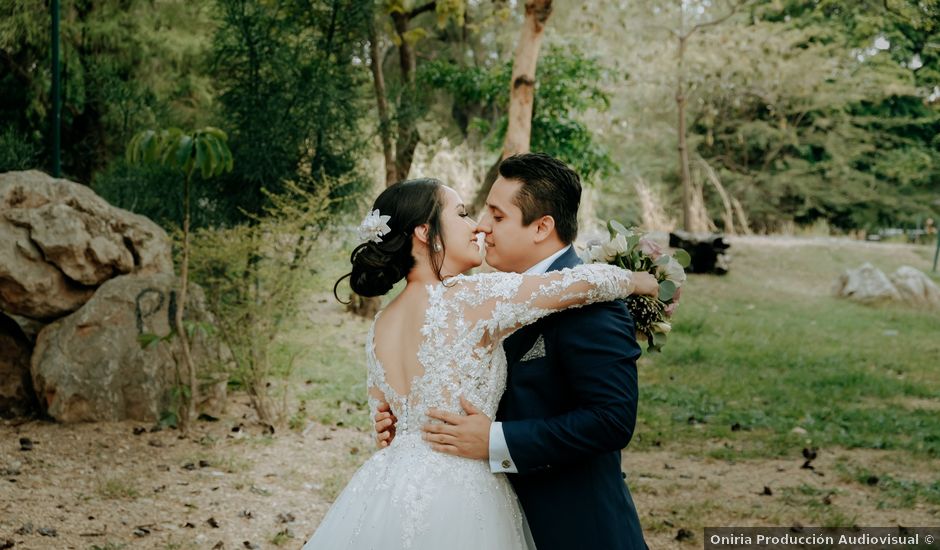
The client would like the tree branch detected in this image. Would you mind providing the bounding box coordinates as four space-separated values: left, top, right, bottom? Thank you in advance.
406 1 437 20
683 0 747 40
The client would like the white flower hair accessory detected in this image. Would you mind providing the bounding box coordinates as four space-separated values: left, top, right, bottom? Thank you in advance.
357 209 392 243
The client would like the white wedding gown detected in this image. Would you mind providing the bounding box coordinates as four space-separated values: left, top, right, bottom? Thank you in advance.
303 264 637 550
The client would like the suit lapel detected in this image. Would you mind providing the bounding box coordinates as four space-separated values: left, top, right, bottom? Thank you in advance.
503 246 582 361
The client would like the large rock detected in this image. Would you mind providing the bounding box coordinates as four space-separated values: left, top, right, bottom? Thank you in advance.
30 272 226 423
0 221 94 320
890 266 940 308
0 170 173 320
0 312 37 418
834 263 901 303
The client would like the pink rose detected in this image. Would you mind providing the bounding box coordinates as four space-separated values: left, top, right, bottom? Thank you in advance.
664 302 678 317
638 237 664 260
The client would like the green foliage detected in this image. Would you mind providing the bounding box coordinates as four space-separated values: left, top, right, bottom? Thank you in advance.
420 45 617 182
0 0 214 180
691 20 940 230
0 126 40 171
187 179 338 424
126 126 232 181
90 160 225 230
209 0 372 221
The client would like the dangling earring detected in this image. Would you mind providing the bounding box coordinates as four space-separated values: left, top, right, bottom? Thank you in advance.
433 242 442 252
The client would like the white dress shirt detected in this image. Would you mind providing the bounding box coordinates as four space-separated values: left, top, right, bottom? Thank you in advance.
488 245 572 474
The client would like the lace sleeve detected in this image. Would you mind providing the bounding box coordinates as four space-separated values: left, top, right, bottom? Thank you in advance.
449 263 637 344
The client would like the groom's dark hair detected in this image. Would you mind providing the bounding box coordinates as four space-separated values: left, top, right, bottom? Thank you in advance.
498 153 581 244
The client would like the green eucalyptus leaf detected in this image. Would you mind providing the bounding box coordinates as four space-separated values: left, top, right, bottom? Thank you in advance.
659 279 677 301
609 219 629 236
626 234 640 251
673 248 692 268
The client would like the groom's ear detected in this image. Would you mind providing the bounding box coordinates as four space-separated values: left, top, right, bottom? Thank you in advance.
532 215 556 244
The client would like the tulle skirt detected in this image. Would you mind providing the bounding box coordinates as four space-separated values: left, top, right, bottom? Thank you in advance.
303 433 534 550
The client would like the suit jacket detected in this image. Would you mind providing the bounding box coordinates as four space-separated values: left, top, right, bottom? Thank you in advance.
497 246 647 550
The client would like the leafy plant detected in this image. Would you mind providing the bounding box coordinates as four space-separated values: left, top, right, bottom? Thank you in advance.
127 126 233 433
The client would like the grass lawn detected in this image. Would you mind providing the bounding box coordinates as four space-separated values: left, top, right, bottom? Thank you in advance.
637 236 940 459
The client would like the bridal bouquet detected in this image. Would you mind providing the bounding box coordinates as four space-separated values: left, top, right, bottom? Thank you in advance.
583 221 689 352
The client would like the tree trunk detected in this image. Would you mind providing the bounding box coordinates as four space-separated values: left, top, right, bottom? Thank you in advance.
502 0 553 158
369 21 396 186
391 11 420 182
472 0 553 213
677 29 693 233
174 174 198 434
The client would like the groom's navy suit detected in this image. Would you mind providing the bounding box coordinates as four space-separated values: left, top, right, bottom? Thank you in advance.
497 246 647 550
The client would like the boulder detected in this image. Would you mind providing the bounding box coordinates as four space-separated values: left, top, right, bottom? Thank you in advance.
834 263 901 303
30 272 226 422
0 170 173 320
890 266 940 308
0 312 38 418
0 220 94 320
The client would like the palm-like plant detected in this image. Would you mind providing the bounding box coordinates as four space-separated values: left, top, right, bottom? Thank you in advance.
126 127 233 432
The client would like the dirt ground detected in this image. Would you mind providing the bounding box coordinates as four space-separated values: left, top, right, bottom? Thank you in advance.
2 395 937 550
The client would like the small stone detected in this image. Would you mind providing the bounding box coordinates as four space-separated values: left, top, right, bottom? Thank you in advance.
14 523 32 535
37 527 57 537
239 510 253 519
0 539 13 549
243 542 260 550
18 438 32 451
207 517 220 528
133 527 150 537
148 439 163 448
676 528 694 541
277 512 296 523
791 427 808 435
199 460 211 468
761 486 773 496
183 462 196 471
132 427 146 435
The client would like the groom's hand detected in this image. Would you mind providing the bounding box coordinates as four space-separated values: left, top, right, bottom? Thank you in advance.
422 397 490 460
374 401 397 448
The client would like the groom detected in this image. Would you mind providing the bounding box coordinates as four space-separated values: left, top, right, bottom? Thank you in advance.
375 153 647 550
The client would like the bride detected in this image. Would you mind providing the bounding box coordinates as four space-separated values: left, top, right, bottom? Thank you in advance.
304 178 658 550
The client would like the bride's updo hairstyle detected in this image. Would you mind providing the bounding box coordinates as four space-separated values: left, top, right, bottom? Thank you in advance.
334 178 447 300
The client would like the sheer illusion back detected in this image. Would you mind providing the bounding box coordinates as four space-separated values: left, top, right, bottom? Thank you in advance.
304 263 637 550
366 265 635 435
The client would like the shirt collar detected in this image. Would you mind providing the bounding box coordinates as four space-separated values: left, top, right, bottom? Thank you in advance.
523 245 572 275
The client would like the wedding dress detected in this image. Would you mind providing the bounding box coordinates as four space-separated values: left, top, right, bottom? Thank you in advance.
303 264 637 550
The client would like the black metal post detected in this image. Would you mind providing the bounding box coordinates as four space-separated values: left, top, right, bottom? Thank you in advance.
52 0 61 177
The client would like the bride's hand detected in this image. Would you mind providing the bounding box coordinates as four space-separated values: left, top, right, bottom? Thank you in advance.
632 272 659 297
